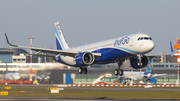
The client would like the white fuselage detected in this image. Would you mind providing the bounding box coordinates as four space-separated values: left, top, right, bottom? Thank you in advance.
57 33 155 66
123 72 145 80
5 73 21 80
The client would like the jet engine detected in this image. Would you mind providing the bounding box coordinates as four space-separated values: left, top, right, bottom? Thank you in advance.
75 52 94 66
130 55 148 69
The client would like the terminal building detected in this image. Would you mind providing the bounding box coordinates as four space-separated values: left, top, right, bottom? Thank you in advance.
0 48 50 63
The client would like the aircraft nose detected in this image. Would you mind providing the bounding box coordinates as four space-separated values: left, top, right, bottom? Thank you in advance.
144 41 155 52
17 76 21 79
147 73 152 78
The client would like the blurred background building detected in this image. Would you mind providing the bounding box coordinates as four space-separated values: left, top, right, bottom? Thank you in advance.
0 48 50 63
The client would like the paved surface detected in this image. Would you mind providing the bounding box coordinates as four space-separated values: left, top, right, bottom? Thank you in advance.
0 97 179 101
65 86 180 91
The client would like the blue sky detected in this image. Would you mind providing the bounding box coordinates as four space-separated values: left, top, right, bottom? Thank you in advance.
0 0 180 54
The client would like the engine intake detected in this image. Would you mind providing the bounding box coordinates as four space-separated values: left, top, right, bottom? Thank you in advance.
76 52 94 66
130 55 148 69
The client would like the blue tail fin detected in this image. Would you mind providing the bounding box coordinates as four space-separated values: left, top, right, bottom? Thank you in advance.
170 41 174 53
54 22 69 50
146 59 152 73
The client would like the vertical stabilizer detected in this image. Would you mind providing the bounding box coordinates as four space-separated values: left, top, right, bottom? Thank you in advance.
145 59 152 73
54 22 69 50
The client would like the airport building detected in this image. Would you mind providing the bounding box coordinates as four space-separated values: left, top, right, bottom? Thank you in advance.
0 48 28 63
0 48 50 63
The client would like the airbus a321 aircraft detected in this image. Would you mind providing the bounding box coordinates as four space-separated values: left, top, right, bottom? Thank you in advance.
5 22 155 76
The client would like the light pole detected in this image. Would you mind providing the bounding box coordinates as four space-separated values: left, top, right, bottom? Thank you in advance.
44 43 46 63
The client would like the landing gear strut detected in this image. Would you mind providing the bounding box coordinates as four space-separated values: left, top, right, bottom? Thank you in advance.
78 67 88 74
114 59 124 76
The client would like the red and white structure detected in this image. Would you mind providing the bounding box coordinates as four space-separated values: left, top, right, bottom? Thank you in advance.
28 36 34 81
62 84 176 87
174 38 180 85
174 38 180 63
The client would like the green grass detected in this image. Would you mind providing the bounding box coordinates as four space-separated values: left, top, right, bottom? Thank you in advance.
3 90 180 99
0 86 180 99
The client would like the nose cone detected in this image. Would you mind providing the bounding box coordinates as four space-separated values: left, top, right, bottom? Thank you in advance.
147 73 152 79
139 41 155 53
17 76 21 79
15 76 21 80
146 41 155 52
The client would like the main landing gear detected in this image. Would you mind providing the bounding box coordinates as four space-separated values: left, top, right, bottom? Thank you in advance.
78 67 87 74
114 69 123 76
114 59 124 76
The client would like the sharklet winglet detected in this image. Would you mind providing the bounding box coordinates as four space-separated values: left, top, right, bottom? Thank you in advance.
4 33 18 47
170 41 174 53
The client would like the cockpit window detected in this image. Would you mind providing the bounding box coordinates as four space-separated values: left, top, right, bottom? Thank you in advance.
144 37 148 40
137 37 152 41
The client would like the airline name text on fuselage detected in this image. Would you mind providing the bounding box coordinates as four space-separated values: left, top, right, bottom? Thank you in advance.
114 36 130 46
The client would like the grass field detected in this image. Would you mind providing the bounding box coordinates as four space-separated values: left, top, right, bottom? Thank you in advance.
0 85 179 99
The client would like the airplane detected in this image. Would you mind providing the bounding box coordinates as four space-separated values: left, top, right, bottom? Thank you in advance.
4 22 155 76
2 63 21 80
117 59 167 84
4 72 21 80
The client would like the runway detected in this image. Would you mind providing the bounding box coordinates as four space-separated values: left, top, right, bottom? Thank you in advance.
65 86 180 91
0 97 179 101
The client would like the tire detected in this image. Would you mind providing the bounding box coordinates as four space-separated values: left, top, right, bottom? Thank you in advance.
78 67 83 74
83 68 88 74
114 69 119 76
119 69 123 76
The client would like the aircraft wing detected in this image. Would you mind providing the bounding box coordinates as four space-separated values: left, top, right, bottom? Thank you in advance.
5 33 101 58
145 53 172 60
151 73 167 78
145 41 174 60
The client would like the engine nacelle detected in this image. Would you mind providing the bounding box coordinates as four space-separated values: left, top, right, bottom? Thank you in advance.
130 55 148 69
75 52 94 66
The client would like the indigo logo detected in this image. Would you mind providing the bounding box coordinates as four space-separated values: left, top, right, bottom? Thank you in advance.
114 36 130 46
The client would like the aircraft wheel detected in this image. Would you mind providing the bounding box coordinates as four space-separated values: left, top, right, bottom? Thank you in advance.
114 69 119 76
119 69 123 76
78 67 83 74
83 68 88 74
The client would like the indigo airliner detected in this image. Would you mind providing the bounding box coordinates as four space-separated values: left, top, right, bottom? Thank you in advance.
5 22 155 76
